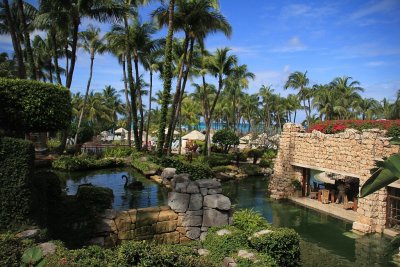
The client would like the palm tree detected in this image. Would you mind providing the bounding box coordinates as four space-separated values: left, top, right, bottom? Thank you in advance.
356 98 380 120
156 0 175 156
259 85 274 133
241 93 259 133
1 0 26 78
284 71 310 127
153 0 232 154
142 50 162 149
330 76 364 118
74 25 106 145
106 24 132 146
205 47 237 155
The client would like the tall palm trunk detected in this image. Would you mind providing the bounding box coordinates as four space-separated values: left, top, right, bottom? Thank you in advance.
157 0 175 156
207 74 223 156
3 0 26 78
294 110 297 123
167 37 194 154
122 55 131 146
16 0 36 80
74 54 94 145
124 15 140 149
165 36 189 153
66 22 79 88
145 70 153 149
65 44 69 79
50 31 62 85
202 75 210 156
133 51 144 149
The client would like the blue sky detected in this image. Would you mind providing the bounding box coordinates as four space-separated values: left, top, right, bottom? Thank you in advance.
1 0 399 111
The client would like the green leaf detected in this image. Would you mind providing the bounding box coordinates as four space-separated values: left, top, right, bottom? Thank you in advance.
21 247 44 264
360 154 400 198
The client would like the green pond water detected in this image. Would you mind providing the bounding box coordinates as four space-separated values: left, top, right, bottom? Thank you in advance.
61 168 398 266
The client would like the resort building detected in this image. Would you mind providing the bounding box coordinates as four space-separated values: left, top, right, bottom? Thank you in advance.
269 123 399 235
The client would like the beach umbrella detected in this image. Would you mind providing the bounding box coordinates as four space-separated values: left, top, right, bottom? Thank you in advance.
182 130 205 141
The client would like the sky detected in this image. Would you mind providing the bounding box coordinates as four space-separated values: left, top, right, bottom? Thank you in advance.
1 0 400 122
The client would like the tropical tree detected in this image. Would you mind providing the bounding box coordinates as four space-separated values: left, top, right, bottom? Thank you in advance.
156 0 175 156
284 71 310 127
74 25 106 145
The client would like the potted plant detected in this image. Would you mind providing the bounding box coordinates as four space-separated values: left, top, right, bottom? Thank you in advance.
291 179 302 197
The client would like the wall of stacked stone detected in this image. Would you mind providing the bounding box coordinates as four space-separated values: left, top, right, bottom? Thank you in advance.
91 173 232 247
269 123 399 233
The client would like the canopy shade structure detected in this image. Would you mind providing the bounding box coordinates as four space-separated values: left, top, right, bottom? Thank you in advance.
314 172 335 184
182 130 205 141
115 128 127 134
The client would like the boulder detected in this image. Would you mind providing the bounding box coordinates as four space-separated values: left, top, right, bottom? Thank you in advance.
161 168 176 179
196 179 221 189
186 227 201 239
188 194 203 211
168 192 190 212
16 229 39 239
158 209 178 221
202 209 229 227
208 188 222 194
155 220 177 233
223 257 237 267
186 181 200 193
203 194 231 210
216 229 232 236
198 248 210 256
181 215 202 227
237 250 256 260
200 187 208 196
37 242 57 256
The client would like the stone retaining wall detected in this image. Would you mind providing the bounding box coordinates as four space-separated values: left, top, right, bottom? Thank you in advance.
269 123 399 233
91 174 232 246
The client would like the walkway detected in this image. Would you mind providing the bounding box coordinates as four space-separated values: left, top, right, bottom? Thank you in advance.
289 196 358 222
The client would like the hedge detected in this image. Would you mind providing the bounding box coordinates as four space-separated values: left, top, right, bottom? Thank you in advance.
0 78 72 134
155 156 213 180
52 154 125 171
0 137 35 230
308 120 400 137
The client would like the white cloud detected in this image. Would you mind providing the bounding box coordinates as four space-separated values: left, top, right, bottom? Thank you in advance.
336 42 400 59
350 0 398 20
250 65 291 91
281 3 337 19
269 36 307 53
366 61 386 67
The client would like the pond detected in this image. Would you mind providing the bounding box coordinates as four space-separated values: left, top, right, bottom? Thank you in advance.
60 169 397 266
222 176 397 267
59 168 169 210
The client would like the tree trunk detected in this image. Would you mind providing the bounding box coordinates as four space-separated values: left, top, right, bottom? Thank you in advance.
3 0 26 78
134 51 144 149
157 0 175 156
66 22 79 88
294 110 297 123
16 0 36 80
165 36 189 153
74 55 94 145
124 15 140 149
122 55 131 147
167 37 194 155
65 44 69 80
50 31 62 85
207 75 224 156
145 70 153 150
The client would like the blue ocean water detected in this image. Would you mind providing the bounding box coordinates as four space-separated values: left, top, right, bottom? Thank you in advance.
193 122 257 133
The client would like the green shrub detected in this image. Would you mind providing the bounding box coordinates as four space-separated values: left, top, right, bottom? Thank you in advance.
52 154 124 171
132 158 161 173
212 129 240 153
206 153 233 167
259 149 277 168
47 139 61 153
116 241 215 267
249 228 301 267
155 156 213 180
0 233 34 267
76 185 114 212
46 245 115 267
235 253 278 267
233 209 270 233
248 149 264 164
387 125 400 138
240 164 263 176
202 225 249 263
212 165 233 173
0 78 71 135
0 137 35 230
21 246 46 267
103 146 135 158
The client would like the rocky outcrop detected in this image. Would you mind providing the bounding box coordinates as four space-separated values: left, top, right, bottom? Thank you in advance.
90 175 232 246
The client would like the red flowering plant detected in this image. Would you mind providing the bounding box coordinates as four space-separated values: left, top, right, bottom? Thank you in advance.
308 120 400 137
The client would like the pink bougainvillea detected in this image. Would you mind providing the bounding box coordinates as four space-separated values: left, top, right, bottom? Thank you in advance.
308 120 400 136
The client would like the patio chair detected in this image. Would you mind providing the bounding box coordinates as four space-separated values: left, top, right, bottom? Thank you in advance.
321 189 330 204
343 195 354 210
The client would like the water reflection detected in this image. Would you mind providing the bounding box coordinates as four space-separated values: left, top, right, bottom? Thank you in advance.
57 168 169 210
222 176 396 267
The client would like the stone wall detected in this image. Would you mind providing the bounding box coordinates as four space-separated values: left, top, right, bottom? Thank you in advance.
269 123 399 233
91 174 232 246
